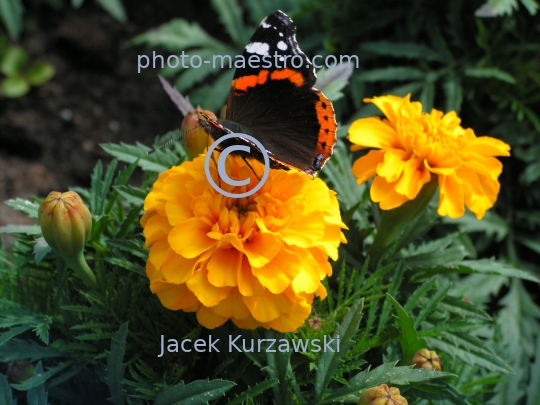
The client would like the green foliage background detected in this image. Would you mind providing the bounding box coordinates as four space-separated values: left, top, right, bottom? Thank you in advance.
1 0 540 404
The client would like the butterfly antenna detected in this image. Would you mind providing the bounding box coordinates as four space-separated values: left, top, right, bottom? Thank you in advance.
146 128 192 155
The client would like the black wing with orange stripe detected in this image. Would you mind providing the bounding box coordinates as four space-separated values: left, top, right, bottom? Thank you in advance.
223 10 336 175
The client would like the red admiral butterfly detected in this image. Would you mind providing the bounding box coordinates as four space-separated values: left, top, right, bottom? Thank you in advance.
198 10 337 176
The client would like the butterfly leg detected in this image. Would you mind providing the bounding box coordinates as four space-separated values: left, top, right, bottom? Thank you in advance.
211 148 222 187
241 157 262 181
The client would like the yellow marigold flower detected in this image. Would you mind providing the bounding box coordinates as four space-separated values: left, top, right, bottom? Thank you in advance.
348 94 510 219
140 153 347 332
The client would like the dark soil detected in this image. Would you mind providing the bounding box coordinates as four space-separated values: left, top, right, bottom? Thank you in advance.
0 0 222 226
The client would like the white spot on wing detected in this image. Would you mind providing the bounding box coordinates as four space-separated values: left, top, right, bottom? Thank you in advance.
279 32 284 37
261 21 271 29
245 42 270 55
277 41 287 51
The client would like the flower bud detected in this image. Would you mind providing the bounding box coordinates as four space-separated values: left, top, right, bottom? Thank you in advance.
307 316 322 330
6 360 34 383
359 384 408 405
181 107 216 160
38 191 96 288
39 191 91 258
408 348 441 371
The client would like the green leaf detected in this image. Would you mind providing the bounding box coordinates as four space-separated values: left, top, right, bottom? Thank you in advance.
264 330 291 405
464 67 516 84
321 362 455 404
0 74 30 98
114 185 146 206
430 333 514 374
420 81 435 112
412 259 540 283
526 333 540 405
357 67 425 82
443 210 508 242
100 142 179 173
316 64 354 102
415 280 452 327
71 0 84 8
403 246 465 269
0 224 41 235
96 0 126 22
189 70 234 112
314 299 364 401
2 46 25 71
0 0 23 41
0 324 32 346
225 379 278 405
0 375 15 405
154 379 235 405
0 339 65 362
210 0 247 45
26 62 55 86
443 74 463 113
33 237 52 265
436 295 492 321
129 19 228 52
388 294 427 363
11 361 74 390
106 322 128 405
360 41 446 61
26 362 48 405
4 198 39 218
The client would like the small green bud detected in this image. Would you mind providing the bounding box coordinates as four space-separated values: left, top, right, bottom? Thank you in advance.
358 384 408 405
181 107 216 160
38 191 96 288
408 348 442 371
6 360 34 383
39 191 91 258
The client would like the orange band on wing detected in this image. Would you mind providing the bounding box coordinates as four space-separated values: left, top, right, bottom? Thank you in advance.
232 70 269 93
270 68 305 87
315 91 337 161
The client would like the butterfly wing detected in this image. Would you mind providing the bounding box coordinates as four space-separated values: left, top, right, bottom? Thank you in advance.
225 10 336 175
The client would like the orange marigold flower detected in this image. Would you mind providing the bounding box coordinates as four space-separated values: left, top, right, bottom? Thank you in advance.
348 94 510 219
140 153 347 332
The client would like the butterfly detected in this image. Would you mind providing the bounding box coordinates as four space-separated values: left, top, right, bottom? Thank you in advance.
196 10 337 176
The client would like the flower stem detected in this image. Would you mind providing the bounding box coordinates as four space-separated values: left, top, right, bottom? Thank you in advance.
64 251 97 289
368 176 438 261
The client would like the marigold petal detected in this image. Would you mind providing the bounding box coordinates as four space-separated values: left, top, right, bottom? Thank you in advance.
186 266 231 307
165 199 193 226
463 155 503 180
365 95 406 126
281 210 325 248
207 248 241 287
243 228 281 268
168 218 214 259
150 281 200 310
148 239 170 270
371 176 409 210
252 247 302 294
243 289 289 322
394 158 432 199
291 250 320 294
238 257 265 297
210 288 250 320
455 166 495 220
196 305 228 329
143 213 171 248
463 136 510 157
437 174 465 218
348 117 400 150
161 248 200 284
377 149 409 182
351 150 386 185
232 314 262 330
266 290 312 332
